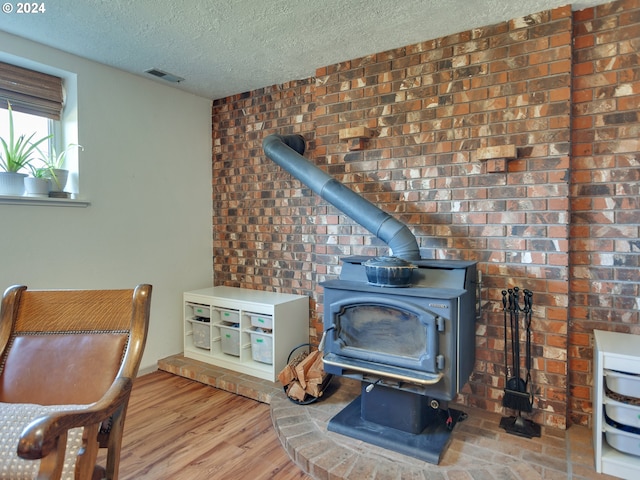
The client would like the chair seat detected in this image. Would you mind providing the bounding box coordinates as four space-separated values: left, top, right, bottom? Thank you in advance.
0 402 86 480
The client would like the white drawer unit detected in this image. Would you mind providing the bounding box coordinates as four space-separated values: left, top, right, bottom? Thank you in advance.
183 287 309 382
594 330 640 478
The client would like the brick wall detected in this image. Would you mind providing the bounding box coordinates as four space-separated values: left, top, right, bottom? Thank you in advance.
212 0 640 429
212 80 316 290
570 0 640 426
312 7 574 431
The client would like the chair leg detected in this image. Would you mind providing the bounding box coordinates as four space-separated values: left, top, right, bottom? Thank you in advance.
36 431 67 480
92 466 107 480
75 423 100 480
104 406 127 480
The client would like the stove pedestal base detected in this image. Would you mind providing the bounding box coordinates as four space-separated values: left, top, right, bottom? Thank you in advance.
328 390 464 464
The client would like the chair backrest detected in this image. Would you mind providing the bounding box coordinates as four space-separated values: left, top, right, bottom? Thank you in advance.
0 285 151 406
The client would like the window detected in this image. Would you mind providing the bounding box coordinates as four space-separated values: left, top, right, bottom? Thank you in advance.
0 60 86 205
0 61 62 175
0 107 51 172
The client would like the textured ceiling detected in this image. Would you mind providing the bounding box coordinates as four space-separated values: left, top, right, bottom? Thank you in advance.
0 0 603 100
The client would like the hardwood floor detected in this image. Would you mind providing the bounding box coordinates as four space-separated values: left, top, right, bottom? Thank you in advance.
104 370 312 480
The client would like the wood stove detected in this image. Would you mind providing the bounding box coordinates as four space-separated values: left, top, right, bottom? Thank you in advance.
262 134 477 464
321 256 477 463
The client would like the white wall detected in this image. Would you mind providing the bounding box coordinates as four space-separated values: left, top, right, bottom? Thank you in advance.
0 31 213 373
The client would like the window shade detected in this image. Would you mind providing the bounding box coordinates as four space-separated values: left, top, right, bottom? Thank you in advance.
0 62 63 120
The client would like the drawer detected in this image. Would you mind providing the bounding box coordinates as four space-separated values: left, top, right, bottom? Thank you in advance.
249 313 273 330
605 370 640 398
214 307 240 324
219 323 240 356
188 319 210 349
187 303 210 319
604 422 640 457
605 395 640 428
248 328 273 364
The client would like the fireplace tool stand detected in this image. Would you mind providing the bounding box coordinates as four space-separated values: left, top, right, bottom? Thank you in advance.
328 380 466 464
499 287 541 438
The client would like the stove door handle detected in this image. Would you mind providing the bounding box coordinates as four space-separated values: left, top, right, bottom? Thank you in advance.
318 327 335 353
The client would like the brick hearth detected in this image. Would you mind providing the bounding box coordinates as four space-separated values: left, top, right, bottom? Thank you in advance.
159 355 614 479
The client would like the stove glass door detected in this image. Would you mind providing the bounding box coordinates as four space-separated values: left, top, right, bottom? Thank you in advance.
328 296 439 372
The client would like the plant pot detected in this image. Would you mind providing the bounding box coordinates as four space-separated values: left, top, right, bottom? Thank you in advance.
24 176 50 197
45 168 69 192
0 172 27 196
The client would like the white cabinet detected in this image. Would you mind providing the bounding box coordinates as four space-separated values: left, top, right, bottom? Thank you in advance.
593 330 640 478
183 287 309 382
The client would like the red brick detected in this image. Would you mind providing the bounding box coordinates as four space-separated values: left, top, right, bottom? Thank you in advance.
571 385 591 400
546 359 568 376
574 33 595 50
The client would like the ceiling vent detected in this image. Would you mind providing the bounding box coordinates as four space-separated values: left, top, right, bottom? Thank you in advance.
145 68 184 84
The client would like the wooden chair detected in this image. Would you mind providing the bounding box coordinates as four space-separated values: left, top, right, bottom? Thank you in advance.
0 284 152 480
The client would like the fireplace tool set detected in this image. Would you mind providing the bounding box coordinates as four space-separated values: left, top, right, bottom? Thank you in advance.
500 287 541 438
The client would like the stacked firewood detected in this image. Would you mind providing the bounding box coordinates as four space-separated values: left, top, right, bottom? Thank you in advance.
278 349 329 402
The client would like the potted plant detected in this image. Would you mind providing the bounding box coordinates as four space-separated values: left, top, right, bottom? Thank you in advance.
24 164 51 197
37 143 83 196
0 102 51 196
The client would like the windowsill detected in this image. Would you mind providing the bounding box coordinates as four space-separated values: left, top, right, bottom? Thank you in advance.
0 195 90 207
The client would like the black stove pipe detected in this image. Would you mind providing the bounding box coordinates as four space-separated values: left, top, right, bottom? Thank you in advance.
263 134 421 260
